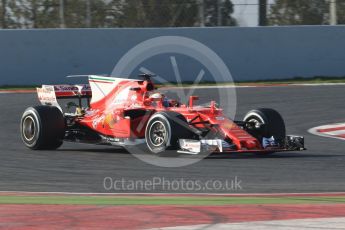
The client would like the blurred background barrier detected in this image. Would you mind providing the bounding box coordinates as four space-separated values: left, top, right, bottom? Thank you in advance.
1 26 345 85
1 0 345 85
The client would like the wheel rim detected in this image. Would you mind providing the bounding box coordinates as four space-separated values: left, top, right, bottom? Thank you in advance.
22 116 36 142
248 117 264 129
149 121 167 147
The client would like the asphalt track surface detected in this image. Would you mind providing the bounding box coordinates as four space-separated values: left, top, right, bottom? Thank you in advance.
1 85 345 193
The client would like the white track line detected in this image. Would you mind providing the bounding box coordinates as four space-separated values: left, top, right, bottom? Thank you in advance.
293 83 345 86
150 217 345 230
2 83 345 94
0 91 34 94
161 85 256 89
163 83 345 90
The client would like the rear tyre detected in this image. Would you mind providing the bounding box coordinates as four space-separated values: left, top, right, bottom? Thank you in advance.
145 112 194 155
243 108 286 147
21 106 65 150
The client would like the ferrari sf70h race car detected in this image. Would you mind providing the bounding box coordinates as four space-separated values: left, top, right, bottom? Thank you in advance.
21 74 305 155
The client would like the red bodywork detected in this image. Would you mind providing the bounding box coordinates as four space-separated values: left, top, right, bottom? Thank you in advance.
39 76 284 153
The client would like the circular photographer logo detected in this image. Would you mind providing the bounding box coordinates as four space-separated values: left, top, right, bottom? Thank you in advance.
110 36 237 167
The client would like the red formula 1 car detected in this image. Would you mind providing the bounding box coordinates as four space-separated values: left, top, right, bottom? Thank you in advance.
20 74 304 155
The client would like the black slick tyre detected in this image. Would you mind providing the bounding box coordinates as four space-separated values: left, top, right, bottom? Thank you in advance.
20 106 65 150
145 111 194 155
243 108 286 147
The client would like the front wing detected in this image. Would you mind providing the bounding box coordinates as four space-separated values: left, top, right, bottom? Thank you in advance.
178 135 305 155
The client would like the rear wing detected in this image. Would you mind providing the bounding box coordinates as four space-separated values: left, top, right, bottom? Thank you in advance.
37 84 91 108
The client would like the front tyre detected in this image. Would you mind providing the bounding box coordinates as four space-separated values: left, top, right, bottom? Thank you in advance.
243 108 286 147
145 112 193 155
20 106 65 150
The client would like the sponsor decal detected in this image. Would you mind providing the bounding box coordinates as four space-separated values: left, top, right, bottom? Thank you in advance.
37 86 58 105
216 116 225 121
262 136 276 148
104 113 118 129
92 115 105 129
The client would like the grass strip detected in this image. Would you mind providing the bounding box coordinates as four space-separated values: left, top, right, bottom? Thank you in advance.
1 195 345 206
0 85 38 90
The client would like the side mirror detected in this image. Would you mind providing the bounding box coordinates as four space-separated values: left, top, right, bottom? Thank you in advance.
189 96 199 108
